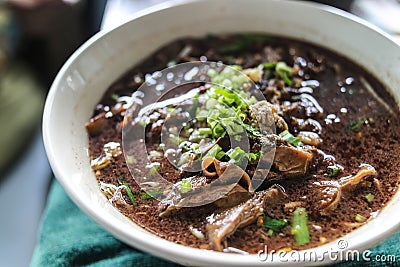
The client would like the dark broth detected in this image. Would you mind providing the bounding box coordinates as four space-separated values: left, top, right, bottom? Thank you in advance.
87 34 400 253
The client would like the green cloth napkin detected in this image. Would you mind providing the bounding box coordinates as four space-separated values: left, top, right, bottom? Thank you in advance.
30 180 177 267
31 180 400 267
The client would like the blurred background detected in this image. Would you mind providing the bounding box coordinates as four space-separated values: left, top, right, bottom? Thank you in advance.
0 0 398 266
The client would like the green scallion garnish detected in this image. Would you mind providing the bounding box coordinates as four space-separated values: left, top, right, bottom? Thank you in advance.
261 62 277 69
267 229 274 236
281 71 293 86
125 155 136 165
347 118 367 131
242 123 262 137
206 144 225 160
211 123 226 138
139 190 162 200
276 61 294 74
279 130 301 146
226 147 246 164
198 128 212 136
276 61 294 86
325 164 340 177
263 216 288 231
365 193 374 204
158 143 166 151
291 207 310 246
247 151 263 161
180 178 191 193
355 214 367 223
117 179 137 206
111 93 119 100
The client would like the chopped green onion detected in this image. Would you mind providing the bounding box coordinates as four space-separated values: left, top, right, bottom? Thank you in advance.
221 79 234 89
365 193 374 204
325 164 339 177
216 151 226 160
229 65 243 71
189 131 209 142
238 113 247 122
347 118 367 131
261 62 277 69
226 147 246 164
281 71 293 86
180 178 191 193
207 109 220 121
169 135 185 146
211 123 226 138
146 162 160 175
221 118 244 135
214 87 241 106
125 155 136 165
190 143 201 158
207 68 218 78
196 109 208 120
247 151 263 161
291 207 310 246
177 152 192 167
234 135 243 142
276 62 294 86
355 214 367 223
276 61 294 74
158 143 166 151
267 229 274 236
206 144 225 160
111 93 119 100
204 66 265 140
242 123 262 137
279 130 301 146
198 128 212 136
205 98 219 109
231 75 248 87
140 190 162 200
117 179 137 206
263 216 288 231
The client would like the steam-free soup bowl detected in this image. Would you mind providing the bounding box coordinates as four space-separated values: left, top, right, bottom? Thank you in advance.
43 0 400 266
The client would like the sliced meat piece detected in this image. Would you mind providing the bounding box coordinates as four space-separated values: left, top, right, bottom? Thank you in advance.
249 100 288 134
158 176 208 217
158 164 252 217
86 112 109 136
339 164 377 190
312 165 376 216
312 180 342 216
214 184 251 208
273 144 313 176
206 185 286 251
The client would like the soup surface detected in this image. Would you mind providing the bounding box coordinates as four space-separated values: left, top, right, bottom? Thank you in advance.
86 34 400 253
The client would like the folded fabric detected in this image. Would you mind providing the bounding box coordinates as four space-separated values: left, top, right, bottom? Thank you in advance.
31 180 400 267
30 180 177 267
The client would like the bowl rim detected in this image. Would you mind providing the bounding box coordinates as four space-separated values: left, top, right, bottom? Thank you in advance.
43 0 400 266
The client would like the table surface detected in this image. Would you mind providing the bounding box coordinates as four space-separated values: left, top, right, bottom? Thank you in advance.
1 0 399 266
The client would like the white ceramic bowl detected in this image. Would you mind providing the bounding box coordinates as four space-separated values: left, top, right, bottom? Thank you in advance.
43 0 400 266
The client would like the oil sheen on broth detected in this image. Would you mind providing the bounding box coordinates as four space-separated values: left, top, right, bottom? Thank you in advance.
86 34 400 253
